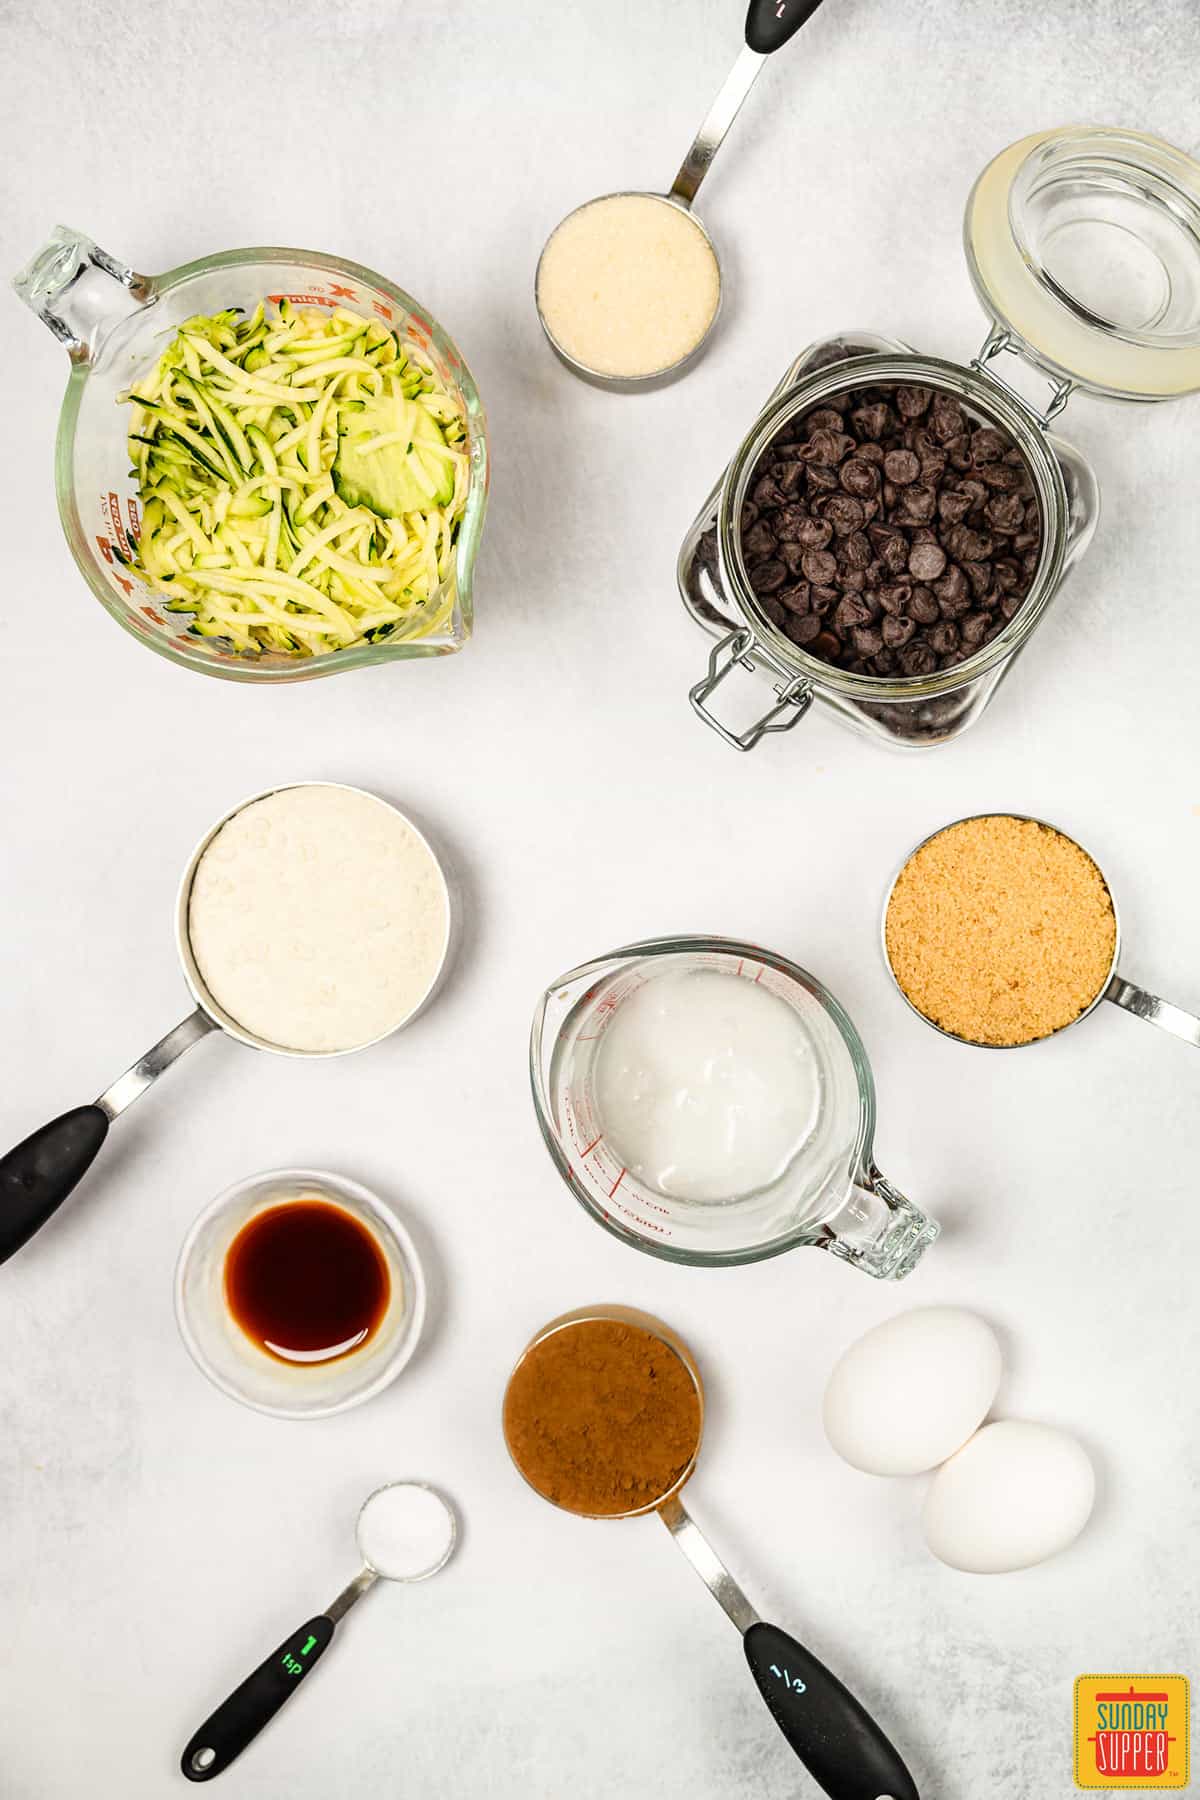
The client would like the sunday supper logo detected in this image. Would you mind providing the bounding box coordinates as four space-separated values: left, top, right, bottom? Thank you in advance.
1074 1676 1190 1789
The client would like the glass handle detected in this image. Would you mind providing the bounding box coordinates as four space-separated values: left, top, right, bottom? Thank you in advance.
822 1167 939 1281
1105 973 1200 1049
12 224 151 363
688 628 812 751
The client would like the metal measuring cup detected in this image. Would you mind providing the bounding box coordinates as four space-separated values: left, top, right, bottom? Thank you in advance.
882 812 1200 1050
181 1481 459 1782
504 1305 919 1800
535 0 827 390
0 783 453 1263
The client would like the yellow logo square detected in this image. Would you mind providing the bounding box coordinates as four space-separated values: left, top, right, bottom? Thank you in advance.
1075 1676 1190 1788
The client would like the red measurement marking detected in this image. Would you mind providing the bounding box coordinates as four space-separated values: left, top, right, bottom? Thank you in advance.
127 497 141 539
113 575 133 596
329 283 357 300
373 301 393 320
580 1135 603 1157
268 292 336 307
95 535 112 565
141 605 163 624
608 1168 627 1199
754 967 764 982
736 960 744 975
107 493 131 560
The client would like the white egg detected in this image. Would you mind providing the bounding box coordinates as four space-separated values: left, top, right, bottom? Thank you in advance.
822 1307 1002 1477
922 1420 1095 1573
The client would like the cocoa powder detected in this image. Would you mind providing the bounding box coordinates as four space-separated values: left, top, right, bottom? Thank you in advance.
503 1318 702 1517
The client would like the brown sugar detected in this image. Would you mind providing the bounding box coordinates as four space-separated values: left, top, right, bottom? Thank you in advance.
503 1318 702 1517
884 815 1117 1047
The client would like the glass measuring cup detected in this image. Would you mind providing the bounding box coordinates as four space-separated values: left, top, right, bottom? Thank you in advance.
530 936 938 1280
681 125 1200 750
181 1481 458 1782
0 783 453 1264
503 1306 920 1799
12 226 488 680
882 812 1200 1051
535 0 826 390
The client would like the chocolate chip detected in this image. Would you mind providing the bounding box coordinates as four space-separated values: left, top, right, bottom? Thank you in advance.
797 515 833 550
898 642 937 675
895 385 932 419
843 530 872 571
894 484 937 526
824 494 867 536
743 520 777 559
944 524 994 562
742 381 1042 682
839 459 880 498
878 582 913 616
801 549 838 585
985 493 1025 532
937 489 973 526
882 614 916 648
750 559 787 595
784 611 822 646
834 594 872 632
852 625 884 656
851 402 895 441
970 427 1009 464
883 449 920 485
779 581 811 614
908 541 947 581
805 429 855 465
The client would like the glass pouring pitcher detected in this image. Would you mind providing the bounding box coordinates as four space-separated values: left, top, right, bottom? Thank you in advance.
530 936 939 1280
13 226 488 681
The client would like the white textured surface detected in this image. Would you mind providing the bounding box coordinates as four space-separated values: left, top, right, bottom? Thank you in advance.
2 3 1199 1797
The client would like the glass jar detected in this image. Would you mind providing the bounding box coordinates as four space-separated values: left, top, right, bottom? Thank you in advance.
680 126 1200 750
13 228 489 683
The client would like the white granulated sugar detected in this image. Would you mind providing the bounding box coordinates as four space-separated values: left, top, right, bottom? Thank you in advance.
188 786 448 1054
357 1483 456 1580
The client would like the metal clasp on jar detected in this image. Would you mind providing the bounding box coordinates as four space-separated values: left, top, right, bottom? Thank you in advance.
971 326 1075 429
688 627 812 750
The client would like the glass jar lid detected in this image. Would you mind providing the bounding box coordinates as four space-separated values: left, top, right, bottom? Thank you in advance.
965 125 1200 401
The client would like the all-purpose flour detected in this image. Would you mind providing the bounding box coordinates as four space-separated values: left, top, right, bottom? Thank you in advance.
188 786 448 1054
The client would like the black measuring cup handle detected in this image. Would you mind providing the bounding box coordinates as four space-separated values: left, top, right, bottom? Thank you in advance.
0 1008 214 1264
745 0 827 54
0 1106 109 1265
181 1615 336 1781
744 1620 920 1800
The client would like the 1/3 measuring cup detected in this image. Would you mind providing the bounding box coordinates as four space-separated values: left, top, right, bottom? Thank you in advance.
883 813 1200 1051
182 1481 458 1781
530 936 938 1280
13 226 488 679
535 0 826 389
0 783 453 1265
504 1306 920 1800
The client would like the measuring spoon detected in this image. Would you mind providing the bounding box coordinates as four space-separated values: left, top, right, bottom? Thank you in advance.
883 813 1200 1050
181 1481 458 1781
0 783 452 1264
536 0 828 389
505 1306 919 1800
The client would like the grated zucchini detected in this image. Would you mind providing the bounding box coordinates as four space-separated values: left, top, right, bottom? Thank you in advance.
119 303 469 657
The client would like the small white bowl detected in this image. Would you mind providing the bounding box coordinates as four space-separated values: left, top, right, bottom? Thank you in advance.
174 1168 427 1419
